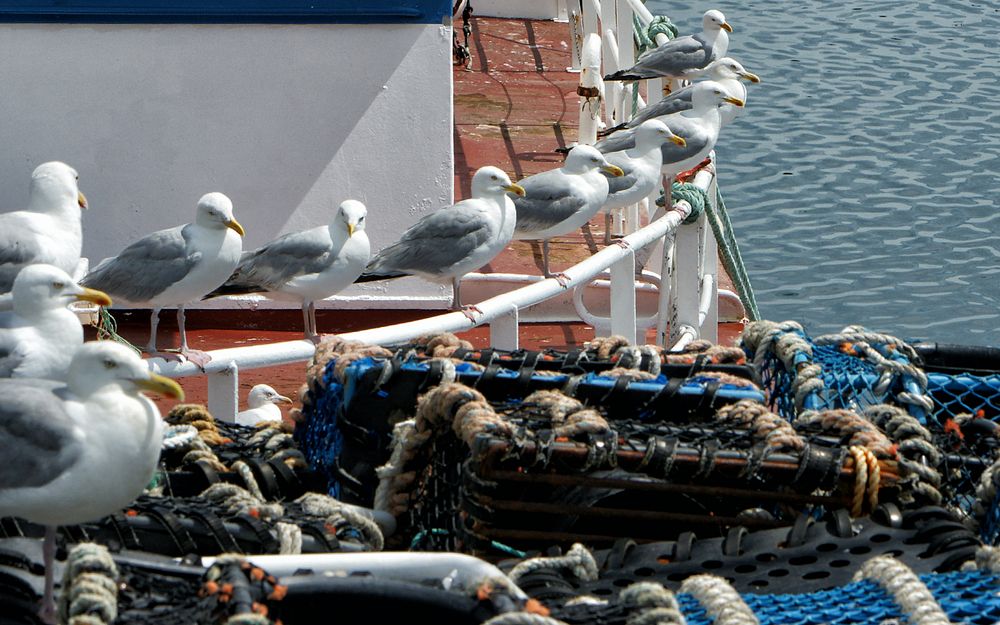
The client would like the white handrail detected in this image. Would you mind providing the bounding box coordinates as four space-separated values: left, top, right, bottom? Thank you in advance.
148 203 696 380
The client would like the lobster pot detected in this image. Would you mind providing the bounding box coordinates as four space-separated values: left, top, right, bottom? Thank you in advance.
511 505 977 604
742 322 1000 528
294 338 764 507
397 405 900 555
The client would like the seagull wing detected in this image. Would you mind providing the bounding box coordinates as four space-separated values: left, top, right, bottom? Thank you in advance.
365 202 492 278
82 224 200 302
0 380 82 490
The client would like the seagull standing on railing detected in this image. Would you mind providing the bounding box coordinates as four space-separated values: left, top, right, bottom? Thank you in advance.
205 200 369 339
595 82 744 216
601 58 760 135
0 264 111 380
600 120 687 243
0 161 88 294
82 192 245 368
236 384 292 426
603 9 732 82
357 166 524 311
512 145 624 277
0 341 182 624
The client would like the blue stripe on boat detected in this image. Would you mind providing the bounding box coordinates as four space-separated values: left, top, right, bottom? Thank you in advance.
0 1 453 24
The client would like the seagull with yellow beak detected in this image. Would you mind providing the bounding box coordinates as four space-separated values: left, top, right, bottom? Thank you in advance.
82 192 245 367
206 200 370 339
604 9 733 82
0 264 112 380
512 145 625 277
0 161 89 293
0 341 183 624
358 166 524 309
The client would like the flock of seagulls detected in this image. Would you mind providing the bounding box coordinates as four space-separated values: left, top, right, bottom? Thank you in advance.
0 8 756 622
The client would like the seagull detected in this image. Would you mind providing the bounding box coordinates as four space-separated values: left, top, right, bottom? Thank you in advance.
602 58 760 135
205 200 369 339
0 162 88 293
600 120 686 243
236 384 292 427
82 192 245 367
0 264 112 380
512 145 624 277
595 82 744 216
0 341 183 623
357 166 524 309
603 10 732 82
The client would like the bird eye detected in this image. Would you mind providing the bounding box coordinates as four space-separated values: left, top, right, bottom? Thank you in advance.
359 216 365 222
52 281 65 289
591 157 600 162
491 175 498 181
103 359 118 369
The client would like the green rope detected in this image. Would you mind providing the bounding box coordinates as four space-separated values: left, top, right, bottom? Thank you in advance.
670 182 708 224
711 185 761 320
655 182 761 321
96 307 143 355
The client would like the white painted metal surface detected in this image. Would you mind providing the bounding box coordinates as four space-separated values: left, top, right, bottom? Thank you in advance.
0 22 453 308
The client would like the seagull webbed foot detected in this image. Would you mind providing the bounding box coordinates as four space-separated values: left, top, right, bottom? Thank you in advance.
460 305 483 322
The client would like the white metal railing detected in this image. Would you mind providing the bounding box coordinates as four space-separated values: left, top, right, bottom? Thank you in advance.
149 0 723 421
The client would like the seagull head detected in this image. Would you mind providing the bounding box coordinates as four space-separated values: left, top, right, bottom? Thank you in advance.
11 264 112 315
471 166 525 198
691 80 745 111
68 341 184 401
634 120 687 149
28 161 87 213
706 57 760 83
247 384 293 409
196 192 245 236
338 199 368 238
703 9 732 33
565 145 624 177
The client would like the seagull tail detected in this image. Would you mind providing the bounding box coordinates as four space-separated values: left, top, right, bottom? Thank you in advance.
355 270 411 284
602 69 646 82
598 122 628 138
202 282 263 300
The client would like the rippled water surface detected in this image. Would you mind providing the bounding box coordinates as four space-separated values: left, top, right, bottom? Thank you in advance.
647 0 1000 344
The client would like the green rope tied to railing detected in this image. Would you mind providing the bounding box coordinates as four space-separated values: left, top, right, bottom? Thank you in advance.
95 307 143 355
670 181 707 224
655 182 761 321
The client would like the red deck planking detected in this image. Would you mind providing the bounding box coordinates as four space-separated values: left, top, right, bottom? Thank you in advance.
117 15 744 414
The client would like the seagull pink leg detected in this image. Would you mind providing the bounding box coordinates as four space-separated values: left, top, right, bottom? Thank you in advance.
176 305 211 369
38 526 58 624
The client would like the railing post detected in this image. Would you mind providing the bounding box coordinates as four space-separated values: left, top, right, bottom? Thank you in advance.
578 33 603 146
700 179 720 343
208 360 239 422
610 248 637 343
490 305 520 351
670 217 702 346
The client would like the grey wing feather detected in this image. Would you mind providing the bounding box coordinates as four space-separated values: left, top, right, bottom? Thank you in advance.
0 380 81 490
367 204 490 277
633 35 712 76
659 116 712 164
595 130 637 154
227 229 334 291
627 88 695 128
82 225 198 302
513 172 589 234
0 215 46 292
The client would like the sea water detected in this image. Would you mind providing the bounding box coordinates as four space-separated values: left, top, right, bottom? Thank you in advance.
646 0 1000 345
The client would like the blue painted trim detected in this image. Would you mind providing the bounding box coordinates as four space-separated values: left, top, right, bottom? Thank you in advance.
0 1 453 24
